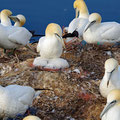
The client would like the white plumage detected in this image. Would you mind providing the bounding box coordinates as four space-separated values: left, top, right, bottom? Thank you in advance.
100 90 120 120
0 9 12 26
0 9 32 50
0 25 32 49
0 85 36 119
67 0 89 39
33 57 69 69
68 18 88 38
83 13 120 44
33 23 69 69
99 58 120 98
37 36 63 59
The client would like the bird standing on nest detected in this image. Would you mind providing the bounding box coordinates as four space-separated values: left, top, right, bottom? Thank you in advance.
83 13 120 46
33 23 69 70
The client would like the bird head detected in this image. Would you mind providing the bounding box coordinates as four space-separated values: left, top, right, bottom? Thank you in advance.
10 14 26 27
104 58 118 87
105 58 118 73
73 0 88 18
1 9 12 17
84 13 102 32
23 115 41 120
100 89 120 119
45 23 65 48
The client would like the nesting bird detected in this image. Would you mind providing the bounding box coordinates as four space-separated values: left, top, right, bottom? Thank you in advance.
0 84 39 119
33 23 69 69
100 89 120 120
63 0 89 40
99 58 120 98
83 13 120 45
23 115 41 120
0 9 32 52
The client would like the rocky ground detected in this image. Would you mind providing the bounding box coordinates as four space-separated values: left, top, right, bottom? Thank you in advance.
0 40 120 120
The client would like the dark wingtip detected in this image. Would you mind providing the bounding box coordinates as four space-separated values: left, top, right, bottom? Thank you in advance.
62 30 79 38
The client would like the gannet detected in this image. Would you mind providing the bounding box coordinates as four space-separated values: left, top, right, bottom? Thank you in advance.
100 89 120 120
0 9 12 26
83 13 120 44
10 14 26 27
33 23 69 69
23 115 41 120
63 0 89 39
99 58 120 98
10 14 43 39
0 16 32 51
0 84 40 120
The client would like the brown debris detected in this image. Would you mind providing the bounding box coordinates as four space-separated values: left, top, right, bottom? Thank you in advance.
0 41 120 120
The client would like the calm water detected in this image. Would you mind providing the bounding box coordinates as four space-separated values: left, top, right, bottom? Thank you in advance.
1 0 120 35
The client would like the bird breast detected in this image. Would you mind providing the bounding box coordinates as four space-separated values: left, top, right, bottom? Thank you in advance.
40 36 63 59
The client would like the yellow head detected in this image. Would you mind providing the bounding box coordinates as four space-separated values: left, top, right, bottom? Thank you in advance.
107 89 120 103
45 23 62 37
105 58 118 72
23 115 41 120
45 23 65 48
16 14 26 26
1 9 12 17
89 13 102 23
73 0 88 17
100 89 120 119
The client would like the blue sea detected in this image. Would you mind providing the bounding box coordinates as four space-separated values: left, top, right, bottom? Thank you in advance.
1 0 120 35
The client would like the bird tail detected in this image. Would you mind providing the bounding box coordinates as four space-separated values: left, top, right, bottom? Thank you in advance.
29 30 44 37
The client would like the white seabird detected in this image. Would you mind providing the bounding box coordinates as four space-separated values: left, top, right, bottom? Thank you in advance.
63 0 89 40
0 11 32 51
83 13 120 45
0 84 40 120
33 23 69 69
100 89 120 120
99 58 120 98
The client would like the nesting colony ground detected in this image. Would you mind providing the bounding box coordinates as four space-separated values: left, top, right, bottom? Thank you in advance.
0 41 120 120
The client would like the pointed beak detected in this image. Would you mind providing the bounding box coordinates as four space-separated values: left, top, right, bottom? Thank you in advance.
75 8 79 18
9 16 20 22
107 68 116 87
55 33 66 49
100 100 117 119
84 20 96 33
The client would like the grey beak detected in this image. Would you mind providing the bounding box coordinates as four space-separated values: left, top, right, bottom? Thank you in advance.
55 33 65 49
84 20 96 32
9 16 20 22
107 68 116 87
100 100 117 119
75 8 79 18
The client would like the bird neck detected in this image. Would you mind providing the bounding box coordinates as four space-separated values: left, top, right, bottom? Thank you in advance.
104 68 118 80
78 1 89 19
1 14 12 26
14 22 22 27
